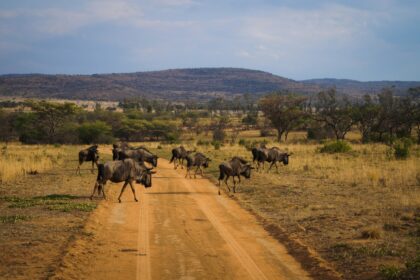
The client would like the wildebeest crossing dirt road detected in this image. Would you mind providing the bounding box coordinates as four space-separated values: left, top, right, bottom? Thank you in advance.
52 160 311 280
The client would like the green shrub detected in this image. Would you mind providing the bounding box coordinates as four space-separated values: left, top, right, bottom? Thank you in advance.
379 265 401 280
78 121 114 144
393 138 413 159
260 129 274 137
238 139 247 146
307 126 335 140
319 140 352 153
197 139 210 146
212 128 225 142
212 141 221 150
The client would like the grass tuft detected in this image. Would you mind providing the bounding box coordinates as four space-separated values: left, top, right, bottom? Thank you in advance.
0 215 31 224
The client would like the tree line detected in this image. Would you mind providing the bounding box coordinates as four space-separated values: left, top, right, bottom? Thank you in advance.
0 87 418 145
259 87 420 143
0 101 180 144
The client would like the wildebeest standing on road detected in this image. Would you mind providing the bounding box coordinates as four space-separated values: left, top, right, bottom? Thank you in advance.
185 152 211 179
76 145 99 175
218 157 254 195
116 148 158 167
91 159 156 203
170 146 194 169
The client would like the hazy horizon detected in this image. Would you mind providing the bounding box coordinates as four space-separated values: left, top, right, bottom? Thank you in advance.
1 0 419 81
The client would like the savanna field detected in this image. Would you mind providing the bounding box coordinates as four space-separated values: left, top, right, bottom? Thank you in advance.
1 129 418 280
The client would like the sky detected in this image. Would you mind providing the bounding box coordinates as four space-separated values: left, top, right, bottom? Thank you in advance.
0 0 419 81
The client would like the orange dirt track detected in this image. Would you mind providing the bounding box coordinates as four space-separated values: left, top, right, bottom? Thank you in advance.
52 160 312 280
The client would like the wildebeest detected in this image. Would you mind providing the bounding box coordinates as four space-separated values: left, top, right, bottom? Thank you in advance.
90 159 156 203
185 152 211 179
116 148 158 167
76 145 99 175
169 146 195 169
253 147 291 172
112 143 139 160
218 157 254 195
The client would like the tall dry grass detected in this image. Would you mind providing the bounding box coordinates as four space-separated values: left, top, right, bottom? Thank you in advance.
0 144 71 183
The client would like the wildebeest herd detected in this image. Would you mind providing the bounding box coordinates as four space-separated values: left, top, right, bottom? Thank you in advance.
77 143 291 202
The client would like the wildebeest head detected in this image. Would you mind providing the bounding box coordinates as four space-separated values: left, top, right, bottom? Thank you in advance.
112 148 120 160
88 149 99 161
282 153 291 165
135 166 156 188
203 157 211 168
150 155 158 167
241 163 254 179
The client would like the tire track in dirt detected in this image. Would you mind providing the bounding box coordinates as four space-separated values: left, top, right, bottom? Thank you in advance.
52 159 312 280
137 186 151 280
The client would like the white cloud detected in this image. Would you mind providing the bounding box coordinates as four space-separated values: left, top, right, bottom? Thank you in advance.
241 4 379 46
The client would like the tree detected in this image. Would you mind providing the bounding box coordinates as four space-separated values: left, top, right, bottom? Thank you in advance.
259 93 307 142
30 101 79 143
78 121 113 144
353 95 380 142
313 89 355 140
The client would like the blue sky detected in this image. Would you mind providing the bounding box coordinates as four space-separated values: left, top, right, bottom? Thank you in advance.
0 0 419 81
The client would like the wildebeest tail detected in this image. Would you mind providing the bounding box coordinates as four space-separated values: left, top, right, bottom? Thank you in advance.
218 164 225 181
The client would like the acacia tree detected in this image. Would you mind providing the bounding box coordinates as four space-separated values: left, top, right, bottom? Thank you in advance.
30 101 79 143
353 95 380 142
259 93 307 142
313 89 355 140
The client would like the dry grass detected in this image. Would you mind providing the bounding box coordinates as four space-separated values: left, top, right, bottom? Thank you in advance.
0 143 106 183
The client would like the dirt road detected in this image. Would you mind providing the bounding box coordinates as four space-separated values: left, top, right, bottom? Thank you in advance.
52 160 311 280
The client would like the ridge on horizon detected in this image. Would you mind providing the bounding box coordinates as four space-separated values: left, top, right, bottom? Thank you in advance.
0 67 419 101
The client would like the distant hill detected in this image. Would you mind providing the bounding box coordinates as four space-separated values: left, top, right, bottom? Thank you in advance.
0 68 418 101
301 78 420 97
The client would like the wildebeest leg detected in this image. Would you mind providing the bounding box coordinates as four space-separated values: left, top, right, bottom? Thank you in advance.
194 166 200 178
76 164 81 175
128 181 138 202
268 162 275 172
90 182 98 200
118 181 129 203
185 167 191 179
232 177 237 193
224 175 231 192
101 183 106 200
274 161 279 172
174 158 178 169
180 158 184 169
200 166 204 177
91 160 95 173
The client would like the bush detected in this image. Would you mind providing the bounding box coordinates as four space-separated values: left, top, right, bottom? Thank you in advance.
319 140 352 154
78 121 114 144
212 141 221 150
393 138 413 159
197 139 210 146
238 139 247 146
260 129 274 137
213 128 225 142
307 126 335 140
